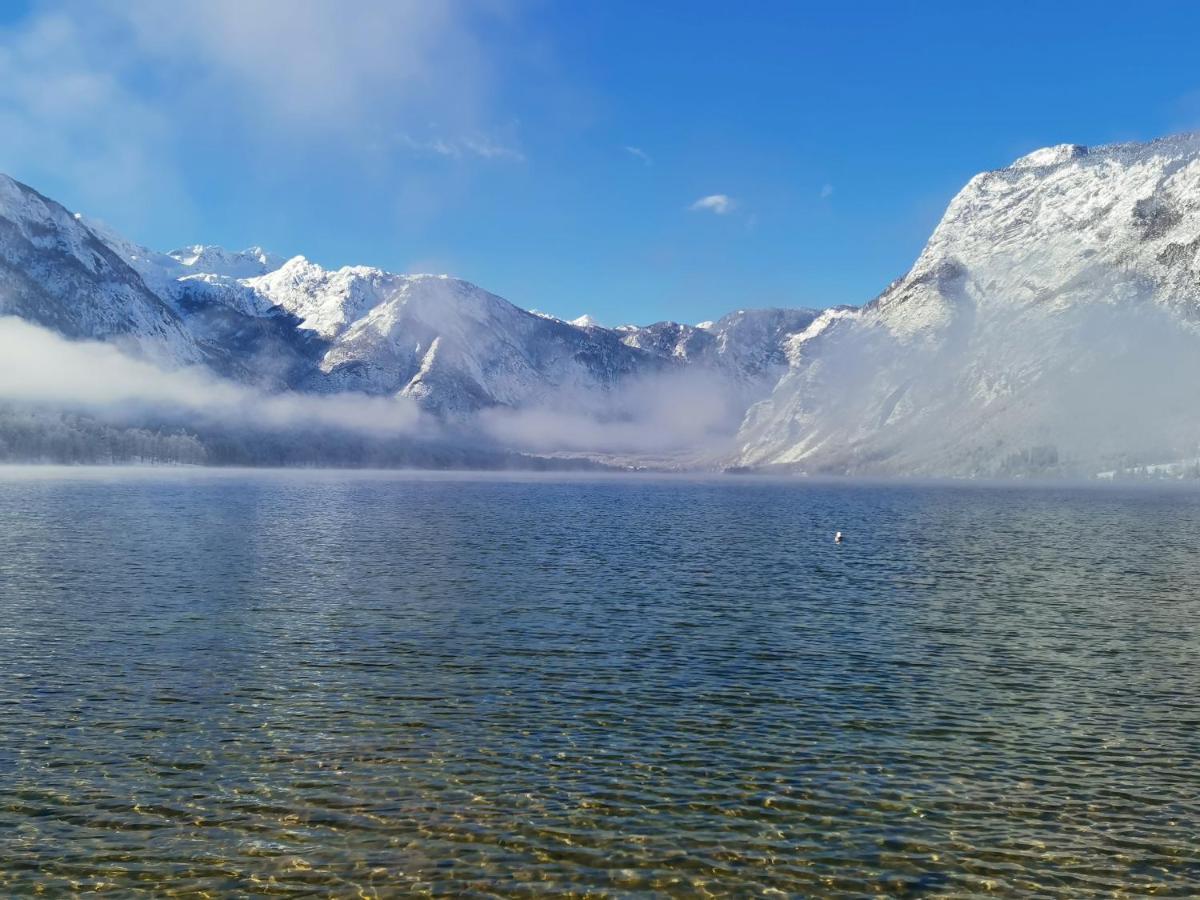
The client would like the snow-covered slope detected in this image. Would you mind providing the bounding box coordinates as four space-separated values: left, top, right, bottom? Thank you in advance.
737 134 1200 476
0 175 204 365
71 221 323 387
243 259 665 412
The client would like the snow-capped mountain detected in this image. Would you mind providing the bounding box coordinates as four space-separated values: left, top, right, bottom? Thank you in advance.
59 221 675 407
0 175 204 366
65 219 327 388
12 132 1195 474
245 258 670 412
1 172 819 429
737 134 1200 476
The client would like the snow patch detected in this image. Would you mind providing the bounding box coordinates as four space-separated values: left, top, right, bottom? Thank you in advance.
1010 144 1088 169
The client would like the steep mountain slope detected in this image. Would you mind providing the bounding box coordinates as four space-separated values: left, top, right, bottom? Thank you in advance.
69 220 326 388
737 134 1200 476
0 175 204 365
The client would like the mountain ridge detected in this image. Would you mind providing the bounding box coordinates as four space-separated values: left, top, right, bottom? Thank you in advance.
4 131 1200 474
0 171 818 445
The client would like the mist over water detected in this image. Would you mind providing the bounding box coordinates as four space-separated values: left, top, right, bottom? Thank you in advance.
478 366 748 456
7 292 1200 474
744 298 1200 477
0 317 748 463
2 470 1198 895
0 317 428 437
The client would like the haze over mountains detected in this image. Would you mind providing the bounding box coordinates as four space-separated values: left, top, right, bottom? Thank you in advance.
3 132 1200 476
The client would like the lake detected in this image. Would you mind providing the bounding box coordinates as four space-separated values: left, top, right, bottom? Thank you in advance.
1 469 1198 895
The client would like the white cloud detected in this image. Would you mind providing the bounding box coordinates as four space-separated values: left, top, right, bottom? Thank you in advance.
689 194 735 215
0 10 187 224
0 1 524 218
624 145 653 165
820 183 835 199
113 0 503 137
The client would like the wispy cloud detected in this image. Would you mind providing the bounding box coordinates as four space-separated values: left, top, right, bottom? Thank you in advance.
1169 88 1200 132
399 133 525 162
689 194 736 215
820 183 835 199
0 1 525 219
624 145 653 166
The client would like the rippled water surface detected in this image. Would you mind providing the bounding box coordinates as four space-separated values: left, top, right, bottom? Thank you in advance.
1 469 1199 896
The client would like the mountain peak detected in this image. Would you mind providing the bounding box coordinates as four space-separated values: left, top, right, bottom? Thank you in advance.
167 244 285 278
738 129 1200 475
1010 143 1088 169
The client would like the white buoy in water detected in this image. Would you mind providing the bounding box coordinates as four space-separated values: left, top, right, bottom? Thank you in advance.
834 531 844 544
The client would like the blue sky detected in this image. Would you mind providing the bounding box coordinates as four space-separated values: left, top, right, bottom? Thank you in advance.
1 1 1199 326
